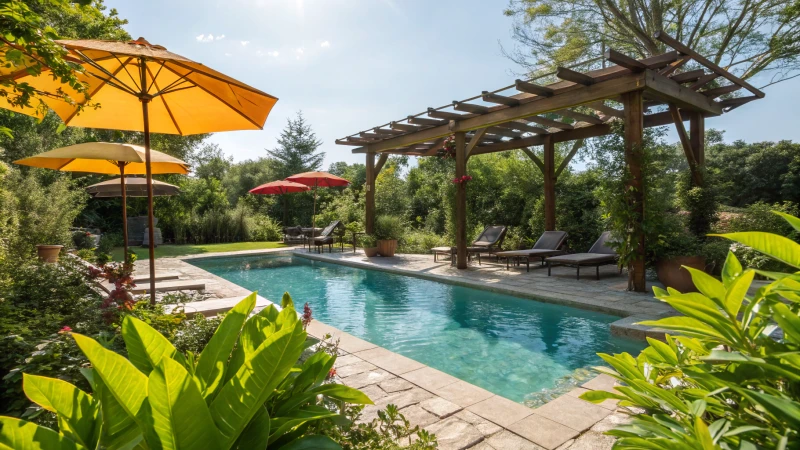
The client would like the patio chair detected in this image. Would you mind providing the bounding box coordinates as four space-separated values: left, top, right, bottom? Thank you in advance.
545 231 621 280
466 225 508 265
312 220 344 253
283 225 305 245
495 231 568 272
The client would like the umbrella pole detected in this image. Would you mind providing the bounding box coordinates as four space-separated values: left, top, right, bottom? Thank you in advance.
312 180 318 237
141 108 157 305
118 163 128 262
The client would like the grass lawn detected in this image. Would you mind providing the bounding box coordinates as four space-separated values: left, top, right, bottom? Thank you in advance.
111 241 288 260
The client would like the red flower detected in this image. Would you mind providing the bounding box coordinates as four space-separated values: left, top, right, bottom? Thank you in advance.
59 326 72 334
327 368 337 379
302 303 313 330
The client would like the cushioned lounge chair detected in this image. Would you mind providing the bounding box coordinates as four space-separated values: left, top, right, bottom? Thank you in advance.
312 221 344 253
283 226 305 244
466 225 508 265
545 231 620 280
495 231 568 272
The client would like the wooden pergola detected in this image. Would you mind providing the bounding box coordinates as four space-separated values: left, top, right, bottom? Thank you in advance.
336 32 763 292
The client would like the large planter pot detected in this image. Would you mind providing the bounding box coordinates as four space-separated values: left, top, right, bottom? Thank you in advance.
36 244 64 263
377 239 398 257
656 256 706 292
363 247 379 257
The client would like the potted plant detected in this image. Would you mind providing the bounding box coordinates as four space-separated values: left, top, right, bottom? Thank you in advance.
36 244 64 263
652 229 706 292
374 215 403 257
360 234 379 257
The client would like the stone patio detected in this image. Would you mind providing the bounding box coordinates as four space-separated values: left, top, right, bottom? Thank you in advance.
131 247 669 449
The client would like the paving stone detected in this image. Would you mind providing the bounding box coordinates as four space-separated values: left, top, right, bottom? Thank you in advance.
433 381 494 408
485 431 543 450
341 369 394 389
564 431 616 450
590 412 633 433
508 414 579 450
554 439 575 450
466 395 534 428
379 377 415 393
425 417 484 450
468 442 497 450
455 410 503 437
334 354 362 367
376 387 435 410
402 366 461 391
355 404 381 424
400 404 439 428
355 347 426 375
336 333 378 353
359 383 388 402
532 395 612 432
420 397 462 419
335 360 377 378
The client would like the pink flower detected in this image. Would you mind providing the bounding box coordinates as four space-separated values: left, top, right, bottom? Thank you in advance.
59 326 72 334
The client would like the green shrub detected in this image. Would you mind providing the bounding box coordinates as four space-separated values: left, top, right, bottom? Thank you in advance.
75 248 96 263
399 230 447 254
0 293 373 449
248 213 282 241
96 232 123 255
727 201 800 272
71 230 94 250
581 211 800 449
359 234 377 248
374 215 404 241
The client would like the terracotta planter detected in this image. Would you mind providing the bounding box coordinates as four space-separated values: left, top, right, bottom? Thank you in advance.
36 244 64 263
656 256 707 292
363 247 379 257
377 239 398 257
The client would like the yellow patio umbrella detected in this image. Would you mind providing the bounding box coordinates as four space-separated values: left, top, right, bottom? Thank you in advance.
4 37 278 304
14 142 188 261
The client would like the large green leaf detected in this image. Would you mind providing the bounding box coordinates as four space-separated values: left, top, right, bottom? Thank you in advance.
730 386 800 429
773 211 800 233
721 251 743 288
148 357 222 450
232 406 270 450
93 373 145 450
638 317 726 341
711 231 800 269
0 416 83 450
210 322 306 449
280 292 294 309
773 303 800 344
122 315 186 375
194 293 256 401
72 333 149 423
275 384 373 416
683 267 726 303
723 269 754 318
23 374 99 449
268 407 340 445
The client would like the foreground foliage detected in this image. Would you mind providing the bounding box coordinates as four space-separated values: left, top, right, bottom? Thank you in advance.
0 293 374 449
581 211 800 448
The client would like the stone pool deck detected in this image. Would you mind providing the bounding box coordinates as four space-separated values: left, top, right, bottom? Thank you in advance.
131 247 675 449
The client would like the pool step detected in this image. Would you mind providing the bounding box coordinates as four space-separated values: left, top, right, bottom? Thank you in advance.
99 279 206 295
164 294 276 317
132 271 181 283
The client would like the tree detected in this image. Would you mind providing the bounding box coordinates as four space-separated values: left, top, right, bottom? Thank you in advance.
267 111 324 179
503 0 800 85
191 142 232 180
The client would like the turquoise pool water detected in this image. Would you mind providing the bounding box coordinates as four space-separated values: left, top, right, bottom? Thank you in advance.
190 254 643 404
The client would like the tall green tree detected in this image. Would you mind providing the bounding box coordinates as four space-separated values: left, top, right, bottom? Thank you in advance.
267 111 324 179
503 0 800 85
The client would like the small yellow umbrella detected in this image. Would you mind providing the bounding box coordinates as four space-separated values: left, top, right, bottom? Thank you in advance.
14 142 188 259
3 37 278 304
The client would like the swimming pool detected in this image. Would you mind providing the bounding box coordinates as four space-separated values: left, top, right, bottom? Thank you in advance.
190 253 643 405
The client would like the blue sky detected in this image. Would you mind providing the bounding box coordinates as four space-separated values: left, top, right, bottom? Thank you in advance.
106 0 800 168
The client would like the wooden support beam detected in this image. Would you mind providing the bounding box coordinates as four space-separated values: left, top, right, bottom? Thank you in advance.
523 115 574 130
556 67 596 86
335 138 366 146
455 132 468 269
359 132 381 139
658 55 691 76
701 84 741 98
390 122 425 132
482 91 520 107
373 127 404 136
670 69 705 84
668 104 702 185
422 138 447 156
654 31 765 98
515 79 554 97
555 139 584 179
428 108 471 121
718 95 758 110
623 90 646 292
690 112 705 167
453 101 489 114
498 121 551 134
605 49 647 72
644 70 723 115
690 73 719 91
585 101 623 118
359 72 647 153
466 128 488 158
543 135 556 231
374 153 389 177
521 147 544 172
553 109 604 125
487 126 523 138
408 116 447 126
365 153 376 234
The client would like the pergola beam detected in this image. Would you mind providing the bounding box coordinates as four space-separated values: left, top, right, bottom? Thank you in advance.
605 49 647 72
523 115 574 130
557 67 596 86
644 70 723 115
483 91 521 107
515 79 554 97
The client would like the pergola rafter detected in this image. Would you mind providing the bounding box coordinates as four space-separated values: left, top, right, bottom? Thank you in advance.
338 32 764 292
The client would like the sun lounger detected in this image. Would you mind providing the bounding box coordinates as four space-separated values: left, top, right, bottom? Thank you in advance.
545 231 620 280
466 225 508 264
312 220 344 253
495 231 568 272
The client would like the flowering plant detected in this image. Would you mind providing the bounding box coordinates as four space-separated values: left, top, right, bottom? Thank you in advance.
86 252 138 322
437 135 457 159
451 175 473 185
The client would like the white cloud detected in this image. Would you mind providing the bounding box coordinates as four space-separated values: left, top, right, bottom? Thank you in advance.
268 51 279 57
296 48 304 54
217 34 226 41
196 34 220 43
320 41 330 48
241 41 250 47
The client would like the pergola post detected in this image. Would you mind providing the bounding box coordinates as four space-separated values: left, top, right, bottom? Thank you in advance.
543 135 556 231
623 90 646 292
689 112 705 179
455 132 468 269
365 152 375 234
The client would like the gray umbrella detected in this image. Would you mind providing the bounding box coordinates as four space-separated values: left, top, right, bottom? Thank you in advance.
86 177 180 198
